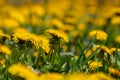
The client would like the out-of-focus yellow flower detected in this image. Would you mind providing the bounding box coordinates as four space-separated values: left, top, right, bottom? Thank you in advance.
85 50 92 58
108 67 120 77
111 16 120 25
0 44 11 55
33 51 39 57
51 18 64 29
12 28 30 33
0 59 6 68
110 47 120 53
2 18 19 29
8 63 38 80
64 17 77 24
63 25 74 31
31 16 42 26
65 72 88 80
93 17 106 26
89 30 108 41
31 4 45 17
46 29 69 42
89 72 114 80
9 10 25 24
0 32 10 40
92 45 112 55
77 23 86 31
115 35 120 44
38 73 64 80
88 60 102 70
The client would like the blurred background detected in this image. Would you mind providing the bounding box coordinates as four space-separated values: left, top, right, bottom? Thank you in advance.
0 0 120 34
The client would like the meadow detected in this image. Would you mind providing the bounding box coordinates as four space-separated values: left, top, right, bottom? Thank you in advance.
0 0 120 80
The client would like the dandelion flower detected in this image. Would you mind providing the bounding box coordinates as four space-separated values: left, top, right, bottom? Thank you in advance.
12 32 31 43
2 18 19 29
0 44 11 55
108 67 120 77
111 16 120 25
8 63 38 80
0 59 6 68
88 60 102 70
65 72 89 80
89 30 108 41
115 35 120 44
30 35 50 53
46 29 69 42
89 72 114 80
38 73 64 80
85 50 92 58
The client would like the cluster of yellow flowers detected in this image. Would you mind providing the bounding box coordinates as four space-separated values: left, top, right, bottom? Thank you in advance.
8 63 114 80
0 0 120 80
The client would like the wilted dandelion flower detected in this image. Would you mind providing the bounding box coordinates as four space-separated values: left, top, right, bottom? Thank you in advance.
108 67 120 77
0 44 11 55
115 35 120 44
89 30 108 41
88 60 102 70
8 63 38 80
46 29 69 42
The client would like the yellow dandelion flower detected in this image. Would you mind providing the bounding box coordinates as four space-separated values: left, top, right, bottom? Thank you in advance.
0 32 10 40
51 18 64 29
65 72 89 80
33 51 39 57
38 73 64 80
38 35 50 53
64 17 76 24
89 72 114 80
88 60 102 70
77 23 86 31
0 59 6 68
108 67 120 77
101 45 112 55
62 25 74 31
110 47 120 53
8 63 38 80
12 32 31 43
0 44 11 55
2 18 19 29
89 30 108 41
30 35 50 53
9 10 25 24
46 30 69 42
111 16 120 25
12 28 30 33
85 50 92 58
91 45 111 55
115 35 120 44
31 5 45 17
